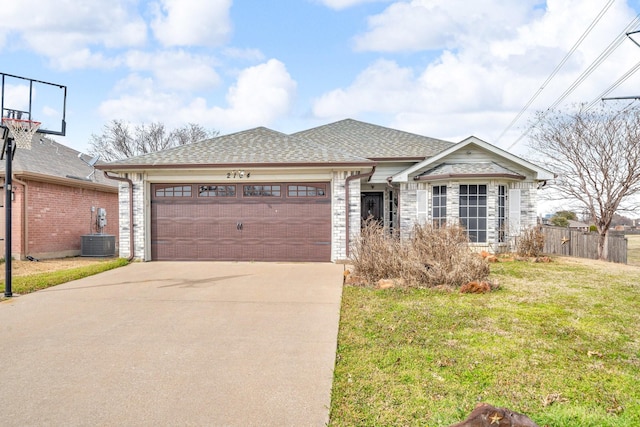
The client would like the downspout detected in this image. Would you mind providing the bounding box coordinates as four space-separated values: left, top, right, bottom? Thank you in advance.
103 171 135 261
13 177 28 259
344 165 376 259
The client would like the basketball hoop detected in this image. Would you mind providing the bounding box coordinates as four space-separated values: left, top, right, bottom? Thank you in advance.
1 118 41 150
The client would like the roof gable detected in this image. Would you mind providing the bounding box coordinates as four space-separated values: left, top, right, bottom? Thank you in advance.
393 136 554 182
292 118 453 160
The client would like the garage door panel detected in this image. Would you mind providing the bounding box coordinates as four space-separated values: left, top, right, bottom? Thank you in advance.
151 183 331 262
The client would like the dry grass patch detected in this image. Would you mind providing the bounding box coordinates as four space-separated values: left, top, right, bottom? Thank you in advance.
350 222 490 288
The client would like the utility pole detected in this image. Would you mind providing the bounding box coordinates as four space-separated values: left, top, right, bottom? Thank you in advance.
602 30 640 102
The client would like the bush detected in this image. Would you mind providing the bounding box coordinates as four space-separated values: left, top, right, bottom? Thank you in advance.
350 221 490 288
349 219 407 284
516 226 545 257
410 223 490 287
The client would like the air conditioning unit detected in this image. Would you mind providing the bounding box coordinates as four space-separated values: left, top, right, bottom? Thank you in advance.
81 234 116 257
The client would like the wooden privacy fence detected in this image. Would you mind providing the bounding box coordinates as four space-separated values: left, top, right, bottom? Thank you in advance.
539 226 627 264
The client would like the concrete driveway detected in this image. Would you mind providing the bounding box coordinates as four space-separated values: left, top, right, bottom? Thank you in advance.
0 262 344 426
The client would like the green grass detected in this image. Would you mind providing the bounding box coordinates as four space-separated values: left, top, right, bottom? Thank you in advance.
0 258 129 297
626 234 640 266
330 258 640 426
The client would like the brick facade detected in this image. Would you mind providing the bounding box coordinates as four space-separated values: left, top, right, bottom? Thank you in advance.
1 179 118 260
331 171 347 261
394 180 538 252
115 174 145 260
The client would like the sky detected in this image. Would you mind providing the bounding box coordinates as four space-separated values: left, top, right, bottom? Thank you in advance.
2 0 640 169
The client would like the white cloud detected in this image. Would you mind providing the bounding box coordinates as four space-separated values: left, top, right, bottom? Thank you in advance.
151 0 232 47
3 84 31 112
48 48 121 71
222 47 266 62
317 0 391 11
98 59 297 132
353 0 539 52
0 1 146 57
124 50 221 91
315 0 640 146
99 74 186 125
195 59 298 129
313 59 417 118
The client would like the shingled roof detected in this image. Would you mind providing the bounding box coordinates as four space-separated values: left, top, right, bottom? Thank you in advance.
0 135 117 188
292 119 453 160
101 127 373 169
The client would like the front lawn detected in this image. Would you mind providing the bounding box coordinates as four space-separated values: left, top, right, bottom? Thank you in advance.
330 257 640 426
0 258 129 297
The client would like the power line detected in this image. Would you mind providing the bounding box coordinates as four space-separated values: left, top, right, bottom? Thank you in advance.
496 0 616 143
505 13 640 151
585 59 640 110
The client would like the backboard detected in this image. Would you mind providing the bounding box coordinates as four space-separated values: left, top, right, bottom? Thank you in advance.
1 72 67 136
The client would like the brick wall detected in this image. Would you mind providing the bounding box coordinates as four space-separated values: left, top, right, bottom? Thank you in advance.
116 174 145 260
399 180 539 252
0 180 118 259
331 171 347 261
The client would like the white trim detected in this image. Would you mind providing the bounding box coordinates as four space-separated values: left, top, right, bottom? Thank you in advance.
416 189 427 224
508 188 521 236
392 136 554 182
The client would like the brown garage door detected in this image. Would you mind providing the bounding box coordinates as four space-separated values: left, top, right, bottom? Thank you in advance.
151 183 331 262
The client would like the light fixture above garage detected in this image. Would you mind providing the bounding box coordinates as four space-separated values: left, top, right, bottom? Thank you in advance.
227 170 250 179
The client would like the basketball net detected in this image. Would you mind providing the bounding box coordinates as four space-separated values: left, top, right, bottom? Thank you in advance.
1 118 41 150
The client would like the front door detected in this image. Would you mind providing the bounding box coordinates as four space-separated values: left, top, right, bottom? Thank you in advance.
361 192 384 224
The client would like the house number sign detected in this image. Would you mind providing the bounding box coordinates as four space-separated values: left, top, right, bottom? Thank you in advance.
227 170 250 179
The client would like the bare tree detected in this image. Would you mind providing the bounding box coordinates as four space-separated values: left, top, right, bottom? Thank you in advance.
528 104 640 260
89 120 218 162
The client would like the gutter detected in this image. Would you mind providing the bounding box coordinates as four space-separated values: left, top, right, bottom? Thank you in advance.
103 171 135 261
344 165 376 259
95 161 374 170
12 171 118 193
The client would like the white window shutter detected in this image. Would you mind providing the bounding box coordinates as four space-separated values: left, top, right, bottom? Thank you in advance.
508 189 521 235
417 190 427 224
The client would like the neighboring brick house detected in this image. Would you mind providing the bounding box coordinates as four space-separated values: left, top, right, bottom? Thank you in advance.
97 119 554 263
0 136 119 260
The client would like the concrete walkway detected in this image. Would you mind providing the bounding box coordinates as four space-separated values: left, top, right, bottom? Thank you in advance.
0 262 344 426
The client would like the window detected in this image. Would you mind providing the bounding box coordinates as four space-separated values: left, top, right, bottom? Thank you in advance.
243 185 281 197
459 184 487 242
497 185 506 242
288 184 326 197
155 185 192 197
199 185 236 197
432 185 447 227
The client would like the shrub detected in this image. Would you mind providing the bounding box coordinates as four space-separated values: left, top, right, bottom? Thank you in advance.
349 219 406 284
516 226 545 257
350 221 490 288
410 223 489 287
